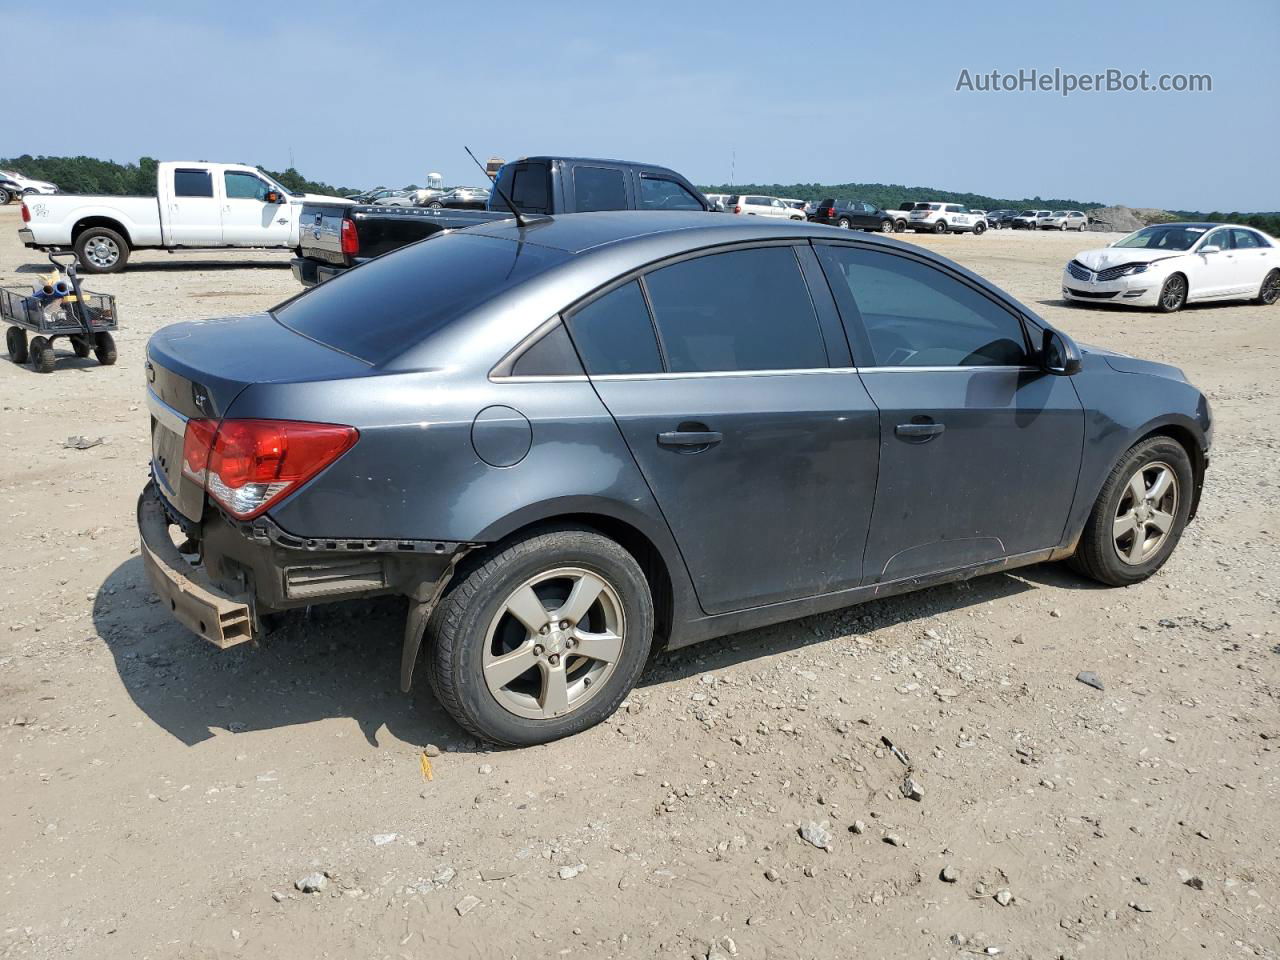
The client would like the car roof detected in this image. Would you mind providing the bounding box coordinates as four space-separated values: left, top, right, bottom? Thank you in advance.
512 155 686 176
463 210 885 255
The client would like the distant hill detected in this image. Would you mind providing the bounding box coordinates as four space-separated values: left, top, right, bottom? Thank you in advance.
696 181 1106 212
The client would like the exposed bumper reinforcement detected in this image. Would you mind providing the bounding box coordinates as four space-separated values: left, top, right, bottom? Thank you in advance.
138 482 254 649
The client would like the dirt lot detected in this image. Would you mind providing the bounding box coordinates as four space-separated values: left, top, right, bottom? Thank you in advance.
1 206 1276 960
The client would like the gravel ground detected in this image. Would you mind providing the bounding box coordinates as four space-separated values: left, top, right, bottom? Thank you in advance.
1 207 1277 960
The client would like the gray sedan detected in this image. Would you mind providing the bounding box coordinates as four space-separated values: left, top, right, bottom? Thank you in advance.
139 212 1211 746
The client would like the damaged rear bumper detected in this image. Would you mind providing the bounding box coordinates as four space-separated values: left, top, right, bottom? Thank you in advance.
138 482 254 648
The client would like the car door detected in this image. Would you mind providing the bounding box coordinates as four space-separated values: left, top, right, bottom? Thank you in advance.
814 241 1085 581
221 170 292 246
1190 227 1236 298
165 167 223 245
564 243 881 615
1228 228 1272 293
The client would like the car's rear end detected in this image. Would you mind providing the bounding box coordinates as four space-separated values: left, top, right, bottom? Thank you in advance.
141 229 573 652
810 198 839 224
908 202 940 230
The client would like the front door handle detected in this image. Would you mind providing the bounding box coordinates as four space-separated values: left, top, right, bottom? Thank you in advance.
657 430 722 448
895 422 945 442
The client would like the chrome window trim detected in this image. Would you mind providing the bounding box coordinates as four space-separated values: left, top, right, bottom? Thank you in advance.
589 364 1039 382
147 387 188 434
491 374 591 383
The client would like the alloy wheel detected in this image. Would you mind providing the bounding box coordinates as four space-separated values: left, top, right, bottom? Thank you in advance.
1161 275 1186 311
482 567 626 720
83 236 120 269
1112 461 1178 565
1262 271 1280 305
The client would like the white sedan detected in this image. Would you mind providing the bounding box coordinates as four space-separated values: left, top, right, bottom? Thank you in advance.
1062 222 1280 312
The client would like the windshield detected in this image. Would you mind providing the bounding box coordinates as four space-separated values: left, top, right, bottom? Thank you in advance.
1112 225 1207 251
273 233 570 365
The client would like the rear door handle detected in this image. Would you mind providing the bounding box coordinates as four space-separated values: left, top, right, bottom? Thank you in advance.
895 422 945 441
657 430 722 447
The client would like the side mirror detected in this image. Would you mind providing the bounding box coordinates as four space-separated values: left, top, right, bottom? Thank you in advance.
1042 328 1081 376
1199 244 1220 254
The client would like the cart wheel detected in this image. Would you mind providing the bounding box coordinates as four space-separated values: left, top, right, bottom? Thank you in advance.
71 336 91 359
94 332 118 366
6 326 28 364
28 336 55 373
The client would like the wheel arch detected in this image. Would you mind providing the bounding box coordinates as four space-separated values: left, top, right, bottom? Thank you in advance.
71 216 133 247
472 499 693 650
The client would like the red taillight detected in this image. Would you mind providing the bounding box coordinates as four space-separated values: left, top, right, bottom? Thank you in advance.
21 202 31 223
340 218 359 256
181 418 358 520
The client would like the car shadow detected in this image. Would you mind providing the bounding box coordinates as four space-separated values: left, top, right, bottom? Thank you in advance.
93 555 469 752
96 555 1075 750
640 569 1040 687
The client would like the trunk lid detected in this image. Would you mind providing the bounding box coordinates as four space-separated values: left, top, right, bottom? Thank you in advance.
146 312 370 522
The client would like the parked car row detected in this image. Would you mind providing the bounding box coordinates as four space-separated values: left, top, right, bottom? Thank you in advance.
0 169 58 204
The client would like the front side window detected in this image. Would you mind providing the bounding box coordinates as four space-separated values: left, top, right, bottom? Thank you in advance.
643 247 828 373
564 280 663 375
817 245 1029 368
224 172 270 200
640 177 704 211
573 166 627 212
173 168 213 198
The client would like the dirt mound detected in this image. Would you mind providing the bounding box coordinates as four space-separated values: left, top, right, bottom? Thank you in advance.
1087 205 1172 232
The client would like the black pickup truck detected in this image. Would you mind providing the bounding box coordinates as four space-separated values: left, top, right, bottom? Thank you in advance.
291 155 713 286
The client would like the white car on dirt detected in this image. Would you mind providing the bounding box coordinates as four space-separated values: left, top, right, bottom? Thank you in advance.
0 170 57 203
908 202 987 235
1063 222 1280 312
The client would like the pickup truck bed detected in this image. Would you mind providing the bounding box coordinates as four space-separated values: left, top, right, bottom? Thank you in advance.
291 204 509 286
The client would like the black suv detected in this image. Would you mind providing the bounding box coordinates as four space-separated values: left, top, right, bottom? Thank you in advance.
811 199 896 232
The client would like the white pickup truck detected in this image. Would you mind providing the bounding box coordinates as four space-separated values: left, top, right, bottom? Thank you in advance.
17 161 351 273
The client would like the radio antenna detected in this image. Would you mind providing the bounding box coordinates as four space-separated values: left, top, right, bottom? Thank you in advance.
465 146 527 228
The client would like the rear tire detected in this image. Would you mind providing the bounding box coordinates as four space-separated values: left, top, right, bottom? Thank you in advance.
28 335 55 373
74 226 130 274
6 326 29 363
0 188 11 205
1068 436 1194 586
93 331 117 365
1256 268 1280 305
424 526 654 747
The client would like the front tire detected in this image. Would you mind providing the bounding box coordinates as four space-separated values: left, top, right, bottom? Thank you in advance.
1256 268 1280 305
973 221 986 235
933 220 947 234
0 188 11 205
28 335 55 373
1157 274 1187 313
425 526 654 746
74 226 130 274
880 219 893 233
1068 436 1194 586
837 217 851 229
93 331 117 365
894 219 906 233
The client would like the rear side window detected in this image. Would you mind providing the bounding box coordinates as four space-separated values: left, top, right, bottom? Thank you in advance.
495 162 551 214
565 281 663 375
643 247 828 373
816 245 1028 368
173 168 213 198
573 166 628 212
640 176 704 210
273 234 568 365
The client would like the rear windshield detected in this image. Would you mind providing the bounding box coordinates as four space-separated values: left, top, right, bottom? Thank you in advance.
273 233 569 365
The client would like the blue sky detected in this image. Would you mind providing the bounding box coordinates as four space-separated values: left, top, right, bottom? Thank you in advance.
8 0 1277 210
